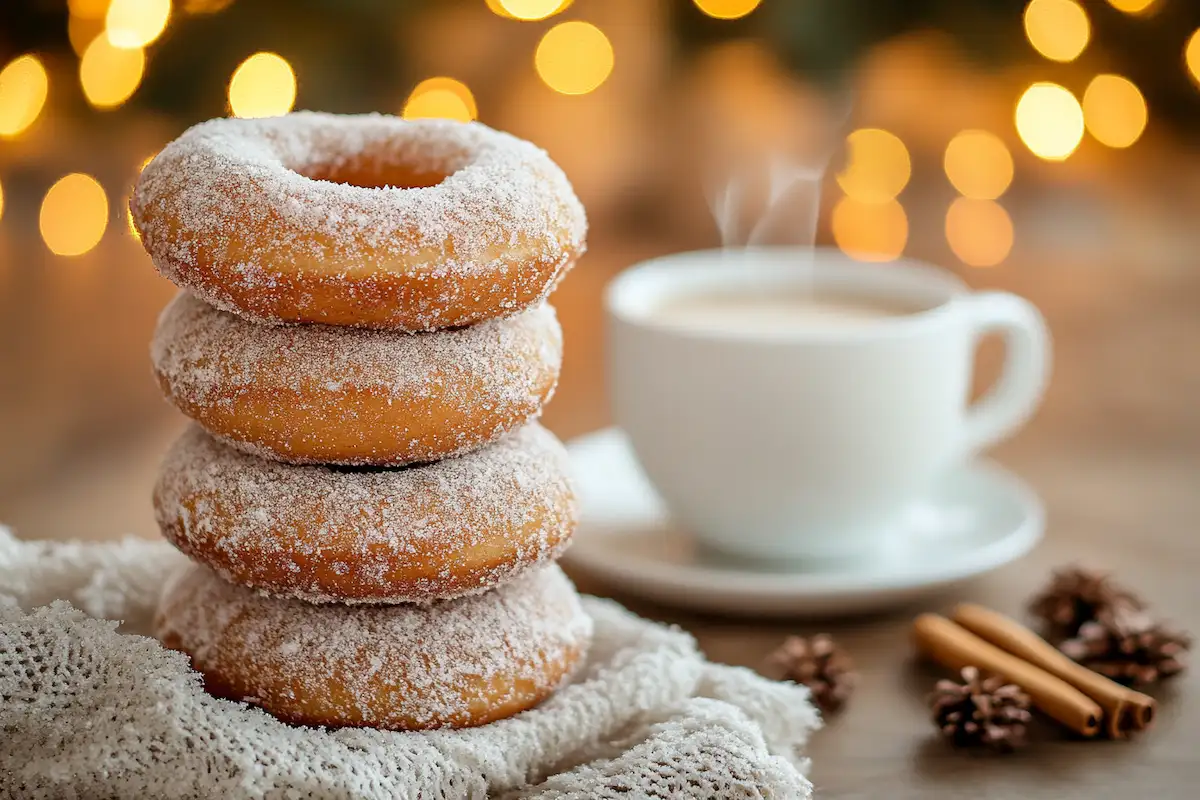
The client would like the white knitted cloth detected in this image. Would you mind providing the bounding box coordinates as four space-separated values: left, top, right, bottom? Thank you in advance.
0 527 819 799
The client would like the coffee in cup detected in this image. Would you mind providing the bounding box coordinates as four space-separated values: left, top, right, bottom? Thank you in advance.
652 292 919 334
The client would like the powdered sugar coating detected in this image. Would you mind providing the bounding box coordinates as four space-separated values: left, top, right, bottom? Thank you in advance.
151 292 562 465
154 561 593 731
154 423 577 603
131 112 587 330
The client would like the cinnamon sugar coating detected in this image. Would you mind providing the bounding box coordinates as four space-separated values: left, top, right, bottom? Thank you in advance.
154 423 577 603
155 562 593 730
131 113 586 330
152 292 562 466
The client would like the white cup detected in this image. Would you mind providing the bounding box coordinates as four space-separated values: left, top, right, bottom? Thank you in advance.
606 247 1050 562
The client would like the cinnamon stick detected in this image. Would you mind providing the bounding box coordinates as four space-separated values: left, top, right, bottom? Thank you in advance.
952 603 1156 737
913 613 1103 738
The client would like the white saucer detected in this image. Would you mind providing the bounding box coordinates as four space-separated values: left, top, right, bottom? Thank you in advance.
563 428 1044 617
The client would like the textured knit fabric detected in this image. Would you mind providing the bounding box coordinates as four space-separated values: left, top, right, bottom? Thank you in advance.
0 528 818 799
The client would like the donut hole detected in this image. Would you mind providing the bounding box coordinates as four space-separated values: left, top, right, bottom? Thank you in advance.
285 130 469 190
298 159 450 190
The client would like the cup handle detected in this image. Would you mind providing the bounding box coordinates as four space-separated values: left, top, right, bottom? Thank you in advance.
961 291 1051 455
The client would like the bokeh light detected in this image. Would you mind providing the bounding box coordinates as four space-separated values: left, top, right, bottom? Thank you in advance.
106 0 171 49
831 197 908 262
69 14 105 56
1083 74 1147 149
1016 82 1085 161
496 0 572 21
403 77 477 122
485 0 514 17
40 174 109 257
535 21 614 96
1107 0 1157 13
1023 0 1090 63
228 52 296 118
836 128 911 203
946 198 1014 268
1187 30 1200 89
69 0 110 18
0 55 49 138
693 0 763 20
944 130 1013 200
80 37 145 109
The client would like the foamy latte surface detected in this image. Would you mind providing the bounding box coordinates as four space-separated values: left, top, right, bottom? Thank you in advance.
652 293 911 334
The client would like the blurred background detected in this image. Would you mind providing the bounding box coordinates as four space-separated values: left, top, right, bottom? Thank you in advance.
1 0 1199 541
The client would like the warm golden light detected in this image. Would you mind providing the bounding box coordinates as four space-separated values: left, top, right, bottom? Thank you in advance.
944 130 1013 201
40 174 109 257
0 55 49 138
693 0 763 19
535 21 614 96
832 198 908 262
69 14 106 55
0 179 5 223
105 0 171 49
1015 82 1084 161
402 77 477 122
1023 0 1090 63
1083 74 1147 149
126 156 155 239
946 198 1014 268
836 128 911 204
80 36 145 108
228 52 296 118
1187 30 1200 89
497 0 571 21
1107 0 1157 13
69 0 111 18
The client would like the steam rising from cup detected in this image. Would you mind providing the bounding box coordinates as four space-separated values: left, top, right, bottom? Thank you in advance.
707 160 824 248
705 88 853 252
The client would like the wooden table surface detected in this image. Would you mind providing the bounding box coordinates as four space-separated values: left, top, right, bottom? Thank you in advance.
2 193 1198 798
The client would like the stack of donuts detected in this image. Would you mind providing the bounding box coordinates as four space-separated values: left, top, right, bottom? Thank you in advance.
129 112 591 730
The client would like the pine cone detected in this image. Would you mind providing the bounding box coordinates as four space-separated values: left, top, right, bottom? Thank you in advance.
762 634 856 714
1060 616 1191 686
1028 566 1144 637
928 666 1032 753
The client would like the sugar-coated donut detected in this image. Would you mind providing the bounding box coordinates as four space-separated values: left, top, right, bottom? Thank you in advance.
154 423 577 603
131 113 587 331
151 292 561 466
155 562 592 730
